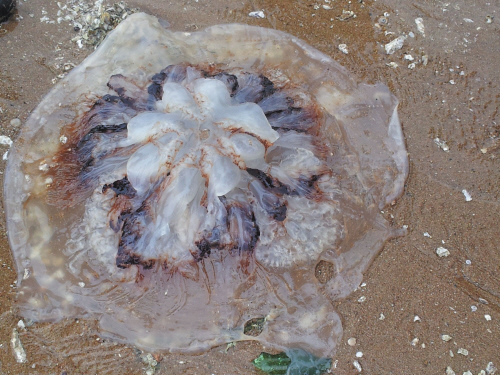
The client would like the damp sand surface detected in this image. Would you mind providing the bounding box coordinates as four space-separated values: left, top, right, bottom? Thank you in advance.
0 0 499 374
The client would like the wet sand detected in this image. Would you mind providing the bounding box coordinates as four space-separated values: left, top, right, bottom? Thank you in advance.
0 0 499 374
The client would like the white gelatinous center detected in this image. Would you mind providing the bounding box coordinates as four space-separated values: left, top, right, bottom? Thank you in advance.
73 65 340 270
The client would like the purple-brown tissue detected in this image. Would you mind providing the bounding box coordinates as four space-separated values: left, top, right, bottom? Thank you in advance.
4 13 408 357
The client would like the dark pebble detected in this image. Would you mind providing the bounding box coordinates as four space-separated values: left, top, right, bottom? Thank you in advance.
0 0 15 23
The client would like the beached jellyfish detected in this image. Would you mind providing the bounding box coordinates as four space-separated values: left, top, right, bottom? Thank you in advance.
4 13 408 357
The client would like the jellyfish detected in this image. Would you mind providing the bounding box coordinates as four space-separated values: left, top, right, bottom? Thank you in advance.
3 13 408 358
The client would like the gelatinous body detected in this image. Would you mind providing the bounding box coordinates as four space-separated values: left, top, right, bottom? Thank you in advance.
4 13 408 357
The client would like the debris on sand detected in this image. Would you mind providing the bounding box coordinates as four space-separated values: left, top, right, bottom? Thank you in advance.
415 18 425 36
385 36 406 54
462 189 472 202
436 247 450 258
434 137 450 152
338 43 349 54
11 329 27 363
441 334 452 342
58 1 139 48
337 10 356 21
249 10 265 19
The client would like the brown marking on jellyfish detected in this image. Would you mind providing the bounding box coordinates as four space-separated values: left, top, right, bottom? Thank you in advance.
45 149 97 208
213 124 275 151
108 197 132 233
295 174 321 196
212 135 249 173
310 136 332 162
46 127 135 208
135 271 145 283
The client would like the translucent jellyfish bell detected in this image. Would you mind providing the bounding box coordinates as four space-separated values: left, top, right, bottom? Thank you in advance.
4 13 408 357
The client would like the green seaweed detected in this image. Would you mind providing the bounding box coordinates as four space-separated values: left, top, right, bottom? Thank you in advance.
252 349 331 375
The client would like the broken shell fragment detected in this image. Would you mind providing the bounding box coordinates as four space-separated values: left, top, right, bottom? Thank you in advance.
4 13 408 357
385 36 406 54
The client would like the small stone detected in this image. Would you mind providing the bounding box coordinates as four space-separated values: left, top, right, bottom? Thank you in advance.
484 314 492 321
457 348 469 356
10 118 21 127
355 351 363 358
411 337 419 346
379 313 385 320
358 296 366 303
404 54 414 61
463 371 473 375
78 282 85 288
478 298 489 304
59 135 68 144
471 305 477 312
446 366 456 375
423 232 432 238
348 337 357 346
436 247 450 257
17 320 25 329
386 62 399 68
353 360 362 372
441 334 452 342
414 315 421 322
